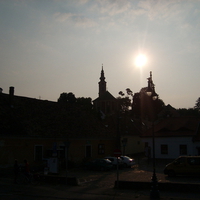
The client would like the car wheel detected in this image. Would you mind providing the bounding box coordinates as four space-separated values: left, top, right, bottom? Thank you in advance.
168 170 176 177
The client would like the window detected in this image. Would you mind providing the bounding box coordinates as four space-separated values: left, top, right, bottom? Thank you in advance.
180 145 187 155
161 144 168 154
98 144 105 155
34 145 43 161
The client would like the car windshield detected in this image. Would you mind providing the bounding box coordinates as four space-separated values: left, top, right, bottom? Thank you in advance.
104 159 111 163
174 157 185 164
125 156 131 159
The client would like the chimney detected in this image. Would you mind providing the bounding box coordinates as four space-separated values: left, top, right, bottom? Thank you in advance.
9 86 14 107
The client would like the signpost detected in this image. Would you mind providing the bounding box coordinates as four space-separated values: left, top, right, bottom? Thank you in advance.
114 149 122 157
114 149 122 188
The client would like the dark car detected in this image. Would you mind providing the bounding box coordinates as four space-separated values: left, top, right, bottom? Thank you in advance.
83 159 113 171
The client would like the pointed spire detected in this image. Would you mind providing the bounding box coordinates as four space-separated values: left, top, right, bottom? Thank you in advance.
147 71 154 89
99 64 107 97
146 71 158 99
100 64 105 81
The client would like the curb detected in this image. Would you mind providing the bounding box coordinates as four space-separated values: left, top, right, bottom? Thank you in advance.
115 180 200 193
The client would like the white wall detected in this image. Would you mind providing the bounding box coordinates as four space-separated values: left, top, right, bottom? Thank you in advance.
142 137 197 159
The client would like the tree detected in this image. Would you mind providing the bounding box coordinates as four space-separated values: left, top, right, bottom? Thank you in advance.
116 96 131 113
122 87 165 120
57 93 93 111
126 88 133 97
76 97 92 110
194 97 200 111
177 108 200 117
57 92 76 105
118 91 132 112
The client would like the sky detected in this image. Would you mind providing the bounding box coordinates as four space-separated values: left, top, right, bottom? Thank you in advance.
1 0 200 109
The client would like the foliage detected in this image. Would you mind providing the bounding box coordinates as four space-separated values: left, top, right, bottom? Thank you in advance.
119 88 165 120
177 108 200 117
58 92 92 110
132 91 165 120
194 97 200 111
58 92 76 104
118 90 133 112
116 96 131 113
126 88 133 97
76 97 92 110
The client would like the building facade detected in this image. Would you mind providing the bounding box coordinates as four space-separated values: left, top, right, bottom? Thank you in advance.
141 117 200 159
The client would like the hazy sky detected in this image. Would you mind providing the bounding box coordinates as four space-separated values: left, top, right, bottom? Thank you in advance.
1 0 200 109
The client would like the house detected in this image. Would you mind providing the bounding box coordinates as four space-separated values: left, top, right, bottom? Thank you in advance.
119 117 145 156
141 116 200 159
0 87 118 168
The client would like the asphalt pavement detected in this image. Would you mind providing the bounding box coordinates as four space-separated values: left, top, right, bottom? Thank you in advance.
1 158 200 200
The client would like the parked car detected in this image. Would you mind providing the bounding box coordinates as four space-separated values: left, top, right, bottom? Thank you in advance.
120 156 136 167
164 156 200 177
83 159 113 171
104 156 124 169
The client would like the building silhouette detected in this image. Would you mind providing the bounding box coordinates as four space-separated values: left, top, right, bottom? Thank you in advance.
93 66 117 116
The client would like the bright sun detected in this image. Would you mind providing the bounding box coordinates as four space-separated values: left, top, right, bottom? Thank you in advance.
135 54 147 67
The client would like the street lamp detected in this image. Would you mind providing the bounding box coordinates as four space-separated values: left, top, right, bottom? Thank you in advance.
146 71 160 199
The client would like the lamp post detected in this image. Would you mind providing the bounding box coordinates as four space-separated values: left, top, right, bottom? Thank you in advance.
146 71 160 199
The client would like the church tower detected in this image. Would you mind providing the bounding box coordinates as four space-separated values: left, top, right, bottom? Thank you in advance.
93 65 117 116
98 65 107 97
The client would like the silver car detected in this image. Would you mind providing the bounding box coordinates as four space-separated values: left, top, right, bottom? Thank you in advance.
104 156 124 169
120 156 136 167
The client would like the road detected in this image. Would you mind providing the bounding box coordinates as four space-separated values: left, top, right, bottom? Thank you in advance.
1 158 200 199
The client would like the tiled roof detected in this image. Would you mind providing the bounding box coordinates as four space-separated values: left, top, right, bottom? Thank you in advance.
141 117 200 137
0 93 117 138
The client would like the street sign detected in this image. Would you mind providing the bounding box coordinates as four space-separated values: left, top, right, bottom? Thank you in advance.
114 149 122 157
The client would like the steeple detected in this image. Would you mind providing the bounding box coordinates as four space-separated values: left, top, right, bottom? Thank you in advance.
98 64 107 97
146 71 158 99
147 71 155 91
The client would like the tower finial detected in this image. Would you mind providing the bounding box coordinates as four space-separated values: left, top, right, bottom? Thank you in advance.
99 64 106 97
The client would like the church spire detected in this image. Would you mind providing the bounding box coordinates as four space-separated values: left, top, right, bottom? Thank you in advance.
100 64 105 81
99 64 107 97
147 71 154 90
146 71 158 99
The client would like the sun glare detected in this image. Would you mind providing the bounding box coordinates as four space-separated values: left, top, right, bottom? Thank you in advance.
135 54 147 67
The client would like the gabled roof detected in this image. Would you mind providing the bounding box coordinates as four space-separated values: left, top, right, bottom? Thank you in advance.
93 91 116 102
141 117 200 138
